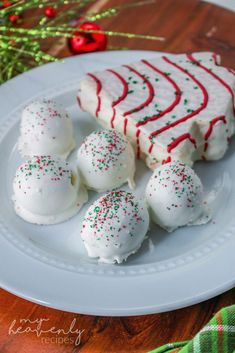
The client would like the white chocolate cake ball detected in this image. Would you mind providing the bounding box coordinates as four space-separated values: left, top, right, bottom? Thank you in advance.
77 129 135 192
146 161 208 232
18 99 76 159
13 156 88 225
81 190 149 264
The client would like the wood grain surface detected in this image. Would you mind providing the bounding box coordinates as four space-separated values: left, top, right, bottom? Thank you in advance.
0 1 235 352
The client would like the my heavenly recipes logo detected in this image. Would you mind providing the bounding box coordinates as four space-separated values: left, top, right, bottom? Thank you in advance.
8 318 85 346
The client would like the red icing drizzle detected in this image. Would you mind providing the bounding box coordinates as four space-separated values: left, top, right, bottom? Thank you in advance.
107 69 129 128
136 129 141 159
124 118 128 135
123 64 155 116
167 133 197 153
149 56 209 139
187 54 235 117
204 115 227 140
204 143 209 152
148 143 154 153
87 73 102 117
137 59 182 127
162 156 172 164
110 109 116 129
203 116 227 152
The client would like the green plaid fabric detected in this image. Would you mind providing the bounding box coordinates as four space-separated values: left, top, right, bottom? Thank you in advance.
148 305 235 353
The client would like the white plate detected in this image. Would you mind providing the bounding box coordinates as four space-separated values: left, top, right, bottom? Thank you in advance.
0 50 235 316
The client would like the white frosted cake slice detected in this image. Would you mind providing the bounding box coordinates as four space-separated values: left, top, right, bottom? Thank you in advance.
78 52 235 169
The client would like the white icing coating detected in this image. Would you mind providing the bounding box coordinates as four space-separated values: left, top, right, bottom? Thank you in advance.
81 190 149 264
78 52 235 169
146 161 210 232
77 129 135 192
18 99 76 159
12 156 88 225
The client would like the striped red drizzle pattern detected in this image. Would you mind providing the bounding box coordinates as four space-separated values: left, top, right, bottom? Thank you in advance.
187 53 235 117
123 65 155 116
138 59 182 127
85 55 232 163
167 133 197 153
149 56 209 139
107 69 129 128
87 73 102 117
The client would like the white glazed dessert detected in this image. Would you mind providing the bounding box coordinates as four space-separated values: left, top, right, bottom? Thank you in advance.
146 161 210 232
77 129 135 192
81 190 149 264
78 52 235 169
12 156 88 225
18 99 76 159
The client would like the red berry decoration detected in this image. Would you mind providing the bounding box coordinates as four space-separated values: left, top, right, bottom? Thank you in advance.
68 21 107 55
44 6 56 18
8 14 19 23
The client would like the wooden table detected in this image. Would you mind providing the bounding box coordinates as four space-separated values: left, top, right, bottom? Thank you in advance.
0 1 235 352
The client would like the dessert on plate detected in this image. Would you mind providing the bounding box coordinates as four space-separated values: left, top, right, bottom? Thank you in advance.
78 52 235 169
18 99 76 159
12 155 88 225
77 129 135 192
146 161 210 232
81 190 149 264
10 51 227 264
